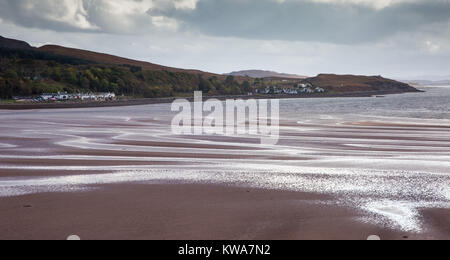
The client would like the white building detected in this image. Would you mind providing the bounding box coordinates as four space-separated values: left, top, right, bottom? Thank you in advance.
97 92 116 100
36 92 117 102
315 87 325 93
40 93 55 101
298 83 312 88
283 89 298 95
56 92 69 100
78 93 95 101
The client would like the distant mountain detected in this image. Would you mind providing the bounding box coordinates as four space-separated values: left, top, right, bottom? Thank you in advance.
226 70 307 79
400 79 450 86
0 36 33 50
428 80 450 85
402 75 450 82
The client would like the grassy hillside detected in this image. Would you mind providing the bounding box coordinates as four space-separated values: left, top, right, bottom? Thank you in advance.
226 70 307 79
0 48 252 99
0 36 33 50
302 74 419 93
38 45 218 77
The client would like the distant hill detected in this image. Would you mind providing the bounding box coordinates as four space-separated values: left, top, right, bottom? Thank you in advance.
226 70 307 79
38 45 217 78
0 36 33 50
0 35 218 78
400 79 450 86
303 74 419 93
0 36 253 99
0 36 419 101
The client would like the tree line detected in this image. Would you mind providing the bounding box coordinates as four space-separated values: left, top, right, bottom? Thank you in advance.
0 49 252 99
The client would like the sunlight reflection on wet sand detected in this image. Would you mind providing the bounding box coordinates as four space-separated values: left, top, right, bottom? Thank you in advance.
0 87 449 233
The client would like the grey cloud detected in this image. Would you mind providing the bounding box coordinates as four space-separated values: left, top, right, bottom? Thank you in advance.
0 0 157 34
0 0 98 32
1 0 450 44
152 0 450 44
1 1 450 79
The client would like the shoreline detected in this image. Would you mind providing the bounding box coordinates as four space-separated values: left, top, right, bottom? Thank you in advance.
0 89 422 110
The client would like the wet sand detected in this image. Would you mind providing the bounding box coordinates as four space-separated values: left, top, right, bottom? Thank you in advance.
0 184 437 240
0 169 110 178
0 89 449 240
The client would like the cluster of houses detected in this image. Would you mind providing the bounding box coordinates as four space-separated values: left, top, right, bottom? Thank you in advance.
256 83 325 95
296 83 326 94
16 92 117 102
36 92 116 102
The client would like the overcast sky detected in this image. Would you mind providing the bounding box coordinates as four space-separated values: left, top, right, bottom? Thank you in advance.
1 0 449 79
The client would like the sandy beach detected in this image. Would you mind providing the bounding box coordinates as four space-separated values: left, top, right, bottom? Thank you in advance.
2 0 450 243
0 86 449 240
2 183 444 240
